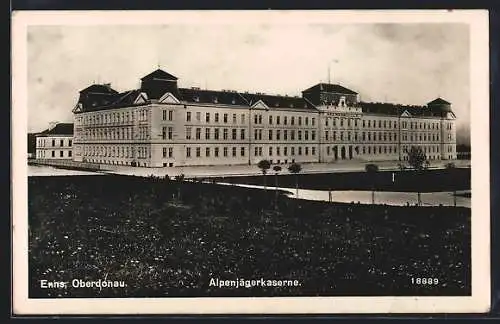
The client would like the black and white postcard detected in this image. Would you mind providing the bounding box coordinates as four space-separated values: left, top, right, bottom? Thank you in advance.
12 10 490 314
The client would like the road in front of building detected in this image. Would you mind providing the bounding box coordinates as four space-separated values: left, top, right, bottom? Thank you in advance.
97 159 471 179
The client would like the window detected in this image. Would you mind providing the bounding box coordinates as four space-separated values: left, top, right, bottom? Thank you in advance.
233 114 237 124
162 110 167 120
215 147 219 157
305 117 309 125
224 114 228 123
298 131 302 140
60 151 64 157
196 112 201 121
284 147 288 156
196 128 201 140
69 140 72 147
205 128 210 140
277 147 280 156
196 147 201 157
325 131 329 141
277 116 281 125
168 127 173 140
312 118 315 126
305 147 309 155
291 147 295 155
162 127 167 140
168 110 173 121
254 115 258 124
284 130 288 140
215 113 219 122
276 130 281 140
269 130 273 140
258 115 262 124
206 112 210 123
312 147 316 155
185 127 192 140
284 116 287 125
312 131 316 141
298 117 302 125
241 114 245 124
232 147 237 157
223 129 228 140
291 130 295 140
269 116 273 125
52 139 56 146
163 147 167 158
223 147 228 157
68 151 72 157
241 147 245 156
291 117 295 125
186 148 191 157
169 147 173 158
206 147 210 157
186 112 191 122
232 129 237 140
269 147 273 156
215 128 220 140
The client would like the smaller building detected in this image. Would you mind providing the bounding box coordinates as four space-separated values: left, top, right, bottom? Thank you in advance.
35 123 74 160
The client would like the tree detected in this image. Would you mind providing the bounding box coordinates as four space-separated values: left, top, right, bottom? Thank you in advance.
174 173 185 199
288 162 302 198
365 163 379 204
445 162 457 206
272 165 282 207
257 159 271 191
407 146 427 206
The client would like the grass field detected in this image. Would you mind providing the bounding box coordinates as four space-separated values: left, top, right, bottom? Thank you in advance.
28 174 471 298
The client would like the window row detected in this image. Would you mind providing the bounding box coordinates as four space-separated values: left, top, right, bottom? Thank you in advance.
37 139 72 147
186 146 246 158
186 111 246 124
37 150 72 158
78 109 146 126
186 127 246 140
82 146 150 159
265 115 316 126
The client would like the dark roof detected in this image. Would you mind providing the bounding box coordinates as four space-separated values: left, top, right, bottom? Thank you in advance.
360 102 445 117
427 97 451 105
111 90 143 107
141 69 178 81
302 83 358 95
242 93 316 110
178 88 249 106
39 123 74 135
79 84 119 94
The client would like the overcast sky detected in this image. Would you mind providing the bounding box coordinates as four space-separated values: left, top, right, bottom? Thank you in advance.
27 22 470 133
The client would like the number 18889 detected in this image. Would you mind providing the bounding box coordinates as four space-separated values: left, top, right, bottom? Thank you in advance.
411 277 439 285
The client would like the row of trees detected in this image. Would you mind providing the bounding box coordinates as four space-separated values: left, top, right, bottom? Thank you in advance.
257 160 302 199
366 145 457 206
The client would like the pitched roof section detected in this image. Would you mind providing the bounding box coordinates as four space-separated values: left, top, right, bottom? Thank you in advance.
39 123 74 135
140 69 178 81
178 88 250 107
427 97 451 105
242 93 316 110
79 84 119 94
302 83 358 95
360 102 446 117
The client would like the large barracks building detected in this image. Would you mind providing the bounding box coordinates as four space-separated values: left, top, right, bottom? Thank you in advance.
71 69 457 168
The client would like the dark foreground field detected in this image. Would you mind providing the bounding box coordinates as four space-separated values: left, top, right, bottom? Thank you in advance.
28 175 470 298
213 167 471 192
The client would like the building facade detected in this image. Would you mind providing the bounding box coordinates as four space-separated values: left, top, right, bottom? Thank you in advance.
72 69 457 168
35 123 74 160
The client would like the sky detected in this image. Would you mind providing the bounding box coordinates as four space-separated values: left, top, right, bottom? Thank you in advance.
27 22 470 137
